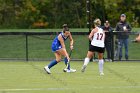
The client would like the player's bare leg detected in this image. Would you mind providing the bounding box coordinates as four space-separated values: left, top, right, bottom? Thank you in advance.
56 49 76 73
81 51 94 72
44 52 61 74
98 53 104 75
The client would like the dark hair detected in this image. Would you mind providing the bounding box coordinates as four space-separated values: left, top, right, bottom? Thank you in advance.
63 27 69 33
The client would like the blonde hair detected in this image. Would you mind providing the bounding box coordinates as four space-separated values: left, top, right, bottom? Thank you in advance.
94 18 101 26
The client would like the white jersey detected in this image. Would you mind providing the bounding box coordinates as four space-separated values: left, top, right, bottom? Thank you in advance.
91 27 105 48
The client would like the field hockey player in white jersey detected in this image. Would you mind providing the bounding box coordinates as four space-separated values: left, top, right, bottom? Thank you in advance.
81 18 105 75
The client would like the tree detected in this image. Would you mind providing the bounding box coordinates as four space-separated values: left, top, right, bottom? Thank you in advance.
0 0 139 28
0 0 16 28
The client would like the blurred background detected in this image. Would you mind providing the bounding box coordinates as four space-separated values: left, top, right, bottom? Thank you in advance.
0 0 139 29
0 0 139 61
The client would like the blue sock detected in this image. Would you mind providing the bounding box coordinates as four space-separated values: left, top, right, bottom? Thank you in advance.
64 57 70 70
48 60 58 69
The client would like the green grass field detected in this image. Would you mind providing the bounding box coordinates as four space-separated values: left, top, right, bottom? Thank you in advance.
0 28 140 92
0 61 140 93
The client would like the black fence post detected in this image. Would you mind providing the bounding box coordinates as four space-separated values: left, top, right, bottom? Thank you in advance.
111 32 114 62
86 0 92 61
25 34 28 61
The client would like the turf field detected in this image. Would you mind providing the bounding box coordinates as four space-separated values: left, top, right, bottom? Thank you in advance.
0 61 140 93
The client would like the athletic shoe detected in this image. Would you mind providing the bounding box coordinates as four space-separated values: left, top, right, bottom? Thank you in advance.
81 65 87 72
44 66 51 74
63 68 71 72
100 72 104 76
63 68 76 73
63 68 67 72
70 68 76 72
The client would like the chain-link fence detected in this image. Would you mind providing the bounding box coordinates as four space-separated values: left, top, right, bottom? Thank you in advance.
0 31 139 61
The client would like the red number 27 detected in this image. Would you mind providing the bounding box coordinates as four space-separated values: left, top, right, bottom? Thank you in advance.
96 33 103 40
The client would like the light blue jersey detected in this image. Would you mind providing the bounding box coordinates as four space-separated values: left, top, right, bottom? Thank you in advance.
51 32 68 52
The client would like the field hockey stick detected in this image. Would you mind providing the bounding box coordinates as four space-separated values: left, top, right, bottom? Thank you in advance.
65 49 73 69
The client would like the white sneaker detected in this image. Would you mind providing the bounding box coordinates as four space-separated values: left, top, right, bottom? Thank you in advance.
70 68 76 72
81 65 87 72
63 68 68 72
44 66 51 74
100 72 104 76
63 68 76 73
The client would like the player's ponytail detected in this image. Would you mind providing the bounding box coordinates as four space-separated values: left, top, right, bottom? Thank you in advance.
94 18 101 27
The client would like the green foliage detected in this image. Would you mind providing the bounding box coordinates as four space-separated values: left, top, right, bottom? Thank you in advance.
0 0 139 28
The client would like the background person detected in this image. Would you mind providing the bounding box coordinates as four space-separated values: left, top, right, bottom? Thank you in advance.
115 14 132 60
102 20 113 61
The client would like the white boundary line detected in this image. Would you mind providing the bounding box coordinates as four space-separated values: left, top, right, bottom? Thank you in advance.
0 86 140 91
0 88 69 91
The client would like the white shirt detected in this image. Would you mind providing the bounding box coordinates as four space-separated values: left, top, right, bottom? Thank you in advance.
91 27 105 48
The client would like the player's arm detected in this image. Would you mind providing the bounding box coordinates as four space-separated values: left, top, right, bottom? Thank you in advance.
69 32 74 50
58 34 65 49
89 29 94 41
135 34 140 42
89 28 97 41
